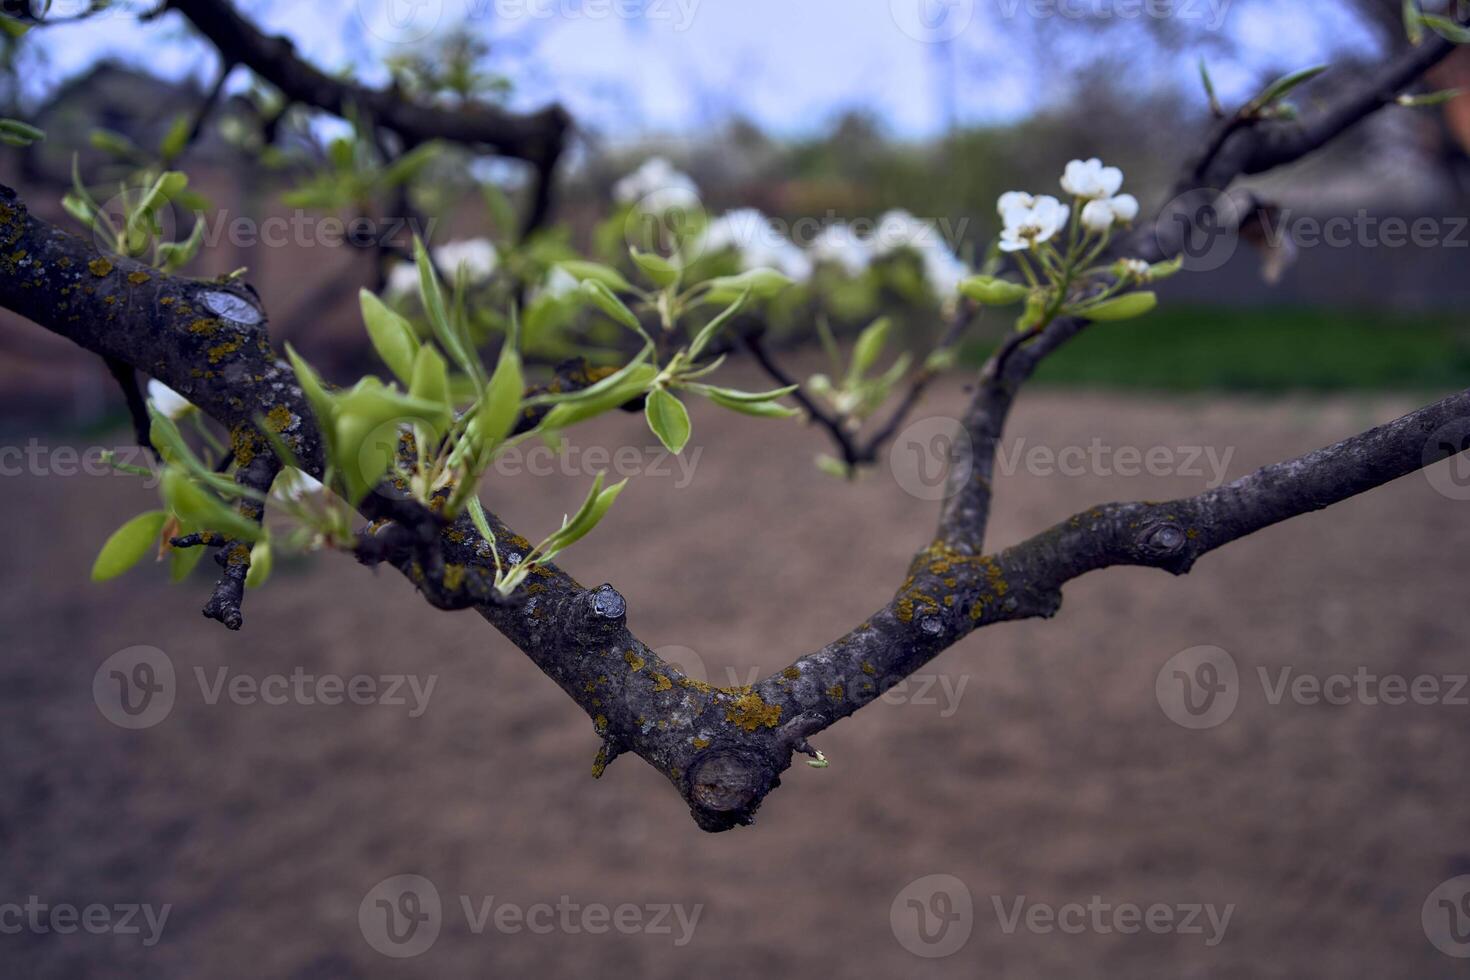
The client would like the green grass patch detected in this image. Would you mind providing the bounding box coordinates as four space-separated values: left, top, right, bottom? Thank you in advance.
962 306 1470 393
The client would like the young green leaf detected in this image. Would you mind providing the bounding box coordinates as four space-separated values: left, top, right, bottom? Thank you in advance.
285 344 337 451
683 382 797 403
847 317 891 387
702 391 801 419
159 113 191 162
631 248 680 288
1404 0 1425 44
478 345 525 447
645 388 692 454
0 118 44 147
1419 13 1470 43
1198 58 1223 115
1397 88 1464 107
701 268 792 304
162 469 262 543
409 344 452 413
91 510 167 582
360 289 420 384
541 364 658 430
1246 65 1328 115
579 280 650 342
244 540 273 589
558 260 635 293
1075 290 1158 322
688 289 749 361
958 275 1028 306
415 237 483 386
542 472 628 555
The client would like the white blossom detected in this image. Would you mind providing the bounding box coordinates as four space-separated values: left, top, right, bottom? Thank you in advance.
810 223 872 277
386 238 499 299
533 265 580 302
873 210 970 297
1061 158 1124 200
997 191 1035 216
146 379 194 419
613 156 700 214
999 195 1068 253
1108 193 1140 224
702 209 812 282
1081 198 1117 234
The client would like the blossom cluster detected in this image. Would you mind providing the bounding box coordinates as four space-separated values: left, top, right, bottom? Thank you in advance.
998 158 1139 252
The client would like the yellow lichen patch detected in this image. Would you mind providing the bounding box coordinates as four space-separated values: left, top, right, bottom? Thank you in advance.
186 318 218 335
861 662 876 676
441 564 466 591
679 677 714 694
591 744 611 779
692 737 710 749
594 714 608 734
446 528 467 544
623 650 646 672
264 404 293 433
206 339 241 364
127 271 151 286
225 543 251 567
782 666 801 680
160 296 175 306
827 684 844 700
229 425 262 466
651 673 672 692
87 258 113 277
723 690 782 732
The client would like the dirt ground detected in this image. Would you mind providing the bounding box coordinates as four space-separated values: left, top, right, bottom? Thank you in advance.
3 374 1470 978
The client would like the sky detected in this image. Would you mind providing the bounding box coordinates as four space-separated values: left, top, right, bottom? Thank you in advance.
18 0 1383 141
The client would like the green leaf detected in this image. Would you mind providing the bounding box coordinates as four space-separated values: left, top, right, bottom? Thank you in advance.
1420 13 1470 43
1247 65 1328 114
1397 88 1464 107
408 344 452 413
359 289 420 384
558 260 635 293
156 218 206 272
701 268 792 303
645 388 691 454
847 317 891 386
415 237 483 387
244 540 273 589
89 128 142 160
543 472 628 554
160 113 191 162
1148 255 1184 281
702 391 801 419
579 280 649 341
540 364 657 431
285 344 337 454
162 469 262 543
0 14 30 38
0 118 44 147
466 495 496 546
477 345 525 447
1198 58 1222 114
631 248 680 288
482 182 518 239
688 289 749 361
380 142 439 187
684 382 797 403
1076 290 1158 322
1405 0 1425 44
958 275 1028 306
92 510 167 582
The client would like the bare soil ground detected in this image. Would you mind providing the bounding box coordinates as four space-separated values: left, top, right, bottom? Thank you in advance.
3 377 1470 978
